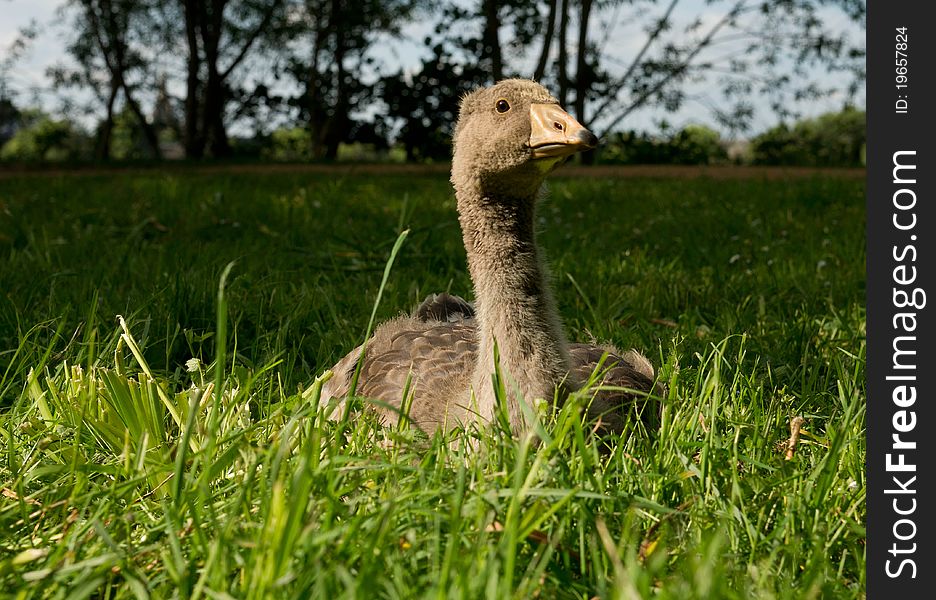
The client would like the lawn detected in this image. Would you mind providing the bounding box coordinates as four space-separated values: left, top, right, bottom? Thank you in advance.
0 168 866 598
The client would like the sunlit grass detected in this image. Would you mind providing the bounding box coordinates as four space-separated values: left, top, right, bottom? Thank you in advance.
0 170 865 598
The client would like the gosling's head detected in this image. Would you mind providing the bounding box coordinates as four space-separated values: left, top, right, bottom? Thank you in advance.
451 79 598 198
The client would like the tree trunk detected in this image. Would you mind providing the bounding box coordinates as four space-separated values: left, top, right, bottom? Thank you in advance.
575 0 595 164
95 82 119 161
89 0 162 159
573 0 592 123
557 0 569 106
123 88 163 159
183 0 204 158
533 0 557 81
306 14 325 159
482 0 503 81
204 67 230 157
404 119 417 162
323 0 345 161
201 0 231 157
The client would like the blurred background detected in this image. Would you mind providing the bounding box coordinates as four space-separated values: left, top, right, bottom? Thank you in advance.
0 0 865 167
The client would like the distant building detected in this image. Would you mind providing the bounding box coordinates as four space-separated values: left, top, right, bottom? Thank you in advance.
726 139 750 163
151 76 185 159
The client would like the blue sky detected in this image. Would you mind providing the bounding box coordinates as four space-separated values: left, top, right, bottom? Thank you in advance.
0 0 865 137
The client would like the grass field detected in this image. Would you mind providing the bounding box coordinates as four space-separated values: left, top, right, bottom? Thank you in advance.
0 168 866 598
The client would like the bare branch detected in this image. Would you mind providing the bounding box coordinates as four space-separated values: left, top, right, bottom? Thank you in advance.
588 0 681 124
220 0 283 81
597 0 750 138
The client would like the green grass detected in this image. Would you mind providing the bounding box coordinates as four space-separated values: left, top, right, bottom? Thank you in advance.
0 170 865 598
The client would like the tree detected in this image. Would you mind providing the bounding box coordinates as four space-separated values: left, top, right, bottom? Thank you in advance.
51 0 163 160
380 43 487 161
0 17 38 98
481 0 504 80
433 0 864 162
283 0 422 160
531 0 557 81
0 18 38 151
43 0 286 161
669 124 728 165
377 1 554 160
0 110 90 161
586 1 864 138
2 0 865 165
749 107 865 167
49 0 292 160
174 0 289 158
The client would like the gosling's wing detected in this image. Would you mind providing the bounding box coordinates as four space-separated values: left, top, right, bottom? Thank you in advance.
414 292 475 323
568 343 659 435
568 343 655 389
359 319 477 429
320 342 363 414
323 292 475 407
322 317 478 431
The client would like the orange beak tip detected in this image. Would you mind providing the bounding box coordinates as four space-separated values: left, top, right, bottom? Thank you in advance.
529 103 598 159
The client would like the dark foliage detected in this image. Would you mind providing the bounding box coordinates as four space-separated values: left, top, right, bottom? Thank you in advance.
0 0 865 166
598 124 728 166
380 44 487 161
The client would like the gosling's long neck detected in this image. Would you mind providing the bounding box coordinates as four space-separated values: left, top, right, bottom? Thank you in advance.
455 176 570 430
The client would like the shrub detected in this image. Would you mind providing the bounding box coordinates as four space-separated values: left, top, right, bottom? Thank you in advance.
0 110 90 162
598 124 728 165
749 107 865 167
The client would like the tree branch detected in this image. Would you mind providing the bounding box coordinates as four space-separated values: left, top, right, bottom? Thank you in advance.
88 0 163 158
574 0 593 123
597 0 749 138
588 0 680 124
86 2 119 78
557 0 569 105
220 0 283 81
532 0 557 81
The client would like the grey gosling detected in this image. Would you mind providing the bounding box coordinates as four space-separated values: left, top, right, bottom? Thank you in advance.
323 79 657 437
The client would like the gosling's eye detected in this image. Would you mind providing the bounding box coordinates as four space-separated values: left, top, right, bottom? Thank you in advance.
495 99 511 113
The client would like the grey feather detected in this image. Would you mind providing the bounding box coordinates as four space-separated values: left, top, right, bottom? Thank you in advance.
414 292 475 322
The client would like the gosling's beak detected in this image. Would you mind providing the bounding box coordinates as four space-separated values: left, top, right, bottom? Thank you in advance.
529 103 599 159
